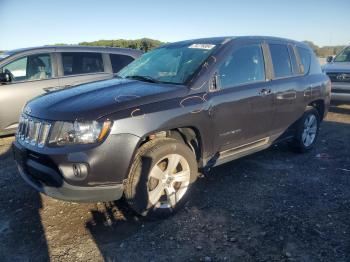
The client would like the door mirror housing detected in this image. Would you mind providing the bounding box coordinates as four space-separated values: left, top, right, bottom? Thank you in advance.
0 72 11 83
326 56 333 63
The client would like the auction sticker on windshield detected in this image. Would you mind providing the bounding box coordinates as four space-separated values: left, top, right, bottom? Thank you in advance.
189 44 216 50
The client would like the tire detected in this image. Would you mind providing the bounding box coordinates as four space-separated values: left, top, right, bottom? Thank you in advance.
124 138 198 218
289 108 320 153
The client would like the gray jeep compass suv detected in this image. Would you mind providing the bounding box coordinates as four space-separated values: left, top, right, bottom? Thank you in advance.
0 46 142 136
13 36 330 218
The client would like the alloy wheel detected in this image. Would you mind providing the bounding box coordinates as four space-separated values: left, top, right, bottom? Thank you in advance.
147 154 191 209
302 114 317 147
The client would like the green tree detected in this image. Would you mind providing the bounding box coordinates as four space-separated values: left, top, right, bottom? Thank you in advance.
78 38 164 52
303 41 345 57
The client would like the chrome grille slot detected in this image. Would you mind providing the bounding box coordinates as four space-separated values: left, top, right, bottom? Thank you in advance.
17 114 51 148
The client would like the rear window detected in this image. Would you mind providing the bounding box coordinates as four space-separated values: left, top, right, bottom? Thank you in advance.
110 54 134 73
62 52 104 76
269 44 293 78
297 47 311 74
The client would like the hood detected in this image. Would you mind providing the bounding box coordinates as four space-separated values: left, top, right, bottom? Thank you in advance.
322 62 350 73
26 78 188 121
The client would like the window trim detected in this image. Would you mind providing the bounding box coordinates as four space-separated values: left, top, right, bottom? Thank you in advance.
287 44 301 75
0 52 57 85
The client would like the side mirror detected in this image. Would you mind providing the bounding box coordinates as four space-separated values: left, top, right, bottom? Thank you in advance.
0 72 11 83
326 56 333 63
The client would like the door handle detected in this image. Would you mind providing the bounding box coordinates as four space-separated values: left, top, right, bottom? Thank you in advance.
208 104 214 117
276 91 297 100
259 88 271 96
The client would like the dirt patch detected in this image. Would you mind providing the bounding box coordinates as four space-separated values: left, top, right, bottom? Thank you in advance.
0 105 349 261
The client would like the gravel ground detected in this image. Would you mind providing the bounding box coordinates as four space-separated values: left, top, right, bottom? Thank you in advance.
0 105 349 262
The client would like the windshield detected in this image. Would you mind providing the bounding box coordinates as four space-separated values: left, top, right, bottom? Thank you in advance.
118 43 217 85
334 46 350 62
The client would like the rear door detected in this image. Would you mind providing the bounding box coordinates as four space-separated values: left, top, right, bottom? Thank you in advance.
0 53 59 133
57 52 112 88
267 42 305 135
208 40 274 152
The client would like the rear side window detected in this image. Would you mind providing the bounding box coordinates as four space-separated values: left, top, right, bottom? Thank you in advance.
110 54 134 73
219 44 265 88
62 52 104 76
297 47 311 74
269 44 293 78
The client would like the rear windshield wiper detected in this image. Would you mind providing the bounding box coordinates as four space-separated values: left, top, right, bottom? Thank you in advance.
126 75 159 83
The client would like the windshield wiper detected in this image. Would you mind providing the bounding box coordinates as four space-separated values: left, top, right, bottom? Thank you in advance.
126 75 159 83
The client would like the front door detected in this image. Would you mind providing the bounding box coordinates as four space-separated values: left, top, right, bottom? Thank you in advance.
208 41 274 153
0 53 59 134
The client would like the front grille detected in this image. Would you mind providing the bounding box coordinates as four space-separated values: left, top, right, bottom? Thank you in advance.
17 115 51 148
327 72 350 83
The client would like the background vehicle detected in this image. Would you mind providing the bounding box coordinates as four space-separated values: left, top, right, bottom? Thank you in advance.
323 46 350 103
13 36 330 218
0 46 142 135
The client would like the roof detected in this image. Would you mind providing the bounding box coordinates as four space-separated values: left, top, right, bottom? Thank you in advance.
161 36 309 49
3 45 143 57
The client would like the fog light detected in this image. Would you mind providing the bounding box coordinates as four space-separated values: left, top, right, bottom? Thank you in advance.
72 163 88 179
59 163 89 181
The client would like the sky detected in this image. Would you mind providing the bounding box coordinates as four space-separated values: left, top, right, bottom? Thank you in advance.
0 0 349 50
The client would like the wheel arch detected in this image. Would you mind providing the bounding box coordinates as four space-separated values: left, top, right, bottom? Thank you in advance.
308 99 326 121
136 126 204 168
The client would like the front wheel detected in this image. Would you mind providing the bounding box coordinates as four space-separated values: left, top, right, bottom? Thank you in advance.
290 108 320 153
124 138 198 218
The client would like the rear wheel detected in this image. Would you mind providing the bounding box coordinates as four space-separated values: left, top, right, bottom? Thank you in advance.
290 108 320 153
124 138 198 218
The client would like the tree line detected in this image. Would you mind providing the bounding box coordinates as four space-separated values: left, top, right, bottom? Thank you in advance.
303 41 345 57
78 38 165 52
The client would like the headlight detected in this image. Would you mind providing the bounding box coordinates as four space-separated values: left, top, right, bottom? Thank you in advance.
48 120 112 146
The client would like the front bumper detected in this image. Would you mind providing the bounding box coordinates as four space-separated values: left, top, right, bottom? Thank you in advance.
17 163 124 202
12 133 140 202
331 83 350 102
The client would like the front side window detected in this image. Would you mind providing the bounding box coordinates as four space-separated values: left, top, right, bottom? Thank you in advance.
218 44 265 89
333 46 350 62
62 52 104 76
1 54 52 82
110 54 134 73
118 43 217 85
269 44 293 78
297 47 311 74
